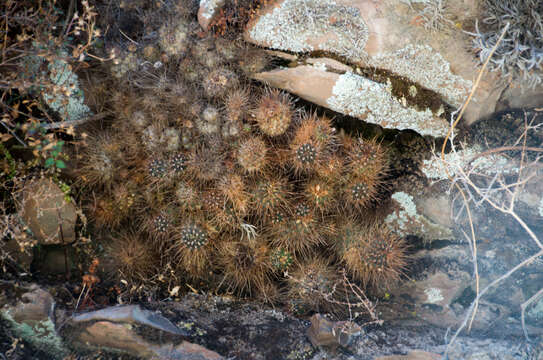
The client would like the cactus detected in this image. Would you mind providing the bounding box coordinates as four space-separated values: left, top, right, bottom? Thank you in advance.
289 114 336 175
286 257 340 314
218 237 272 295
253 88 293 137
336 222 408 289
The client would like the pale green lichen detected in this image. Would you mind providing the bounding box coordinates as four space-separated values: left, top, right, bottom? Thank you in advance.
327 72 448 137
21 43 91 122
424 287 444 304
539 196 543 217
248 0 369 62
385 191 452 241
422 145 519 180
200 0 224 19
370 44 472 108
1 310 68 359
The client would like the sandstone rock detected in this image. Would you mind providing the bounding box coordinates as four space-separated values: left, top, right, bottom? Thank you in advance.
253 65 450 137
375 350 441 360
18 178 77 245
0 284 68 359
70 304 187 335
306 314 362 349
198 0 225 32
245 0 507 127
384 191 453 241
75 320 223 359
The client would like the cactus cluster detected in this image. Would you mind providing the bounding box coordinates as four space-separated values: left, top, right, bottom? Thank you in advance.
78 1 409 311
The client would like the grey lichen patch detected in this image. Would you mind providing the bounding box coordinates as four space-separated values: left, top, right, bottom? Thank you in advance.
1 310 68 359
327 72 449 137
200 0 225 19
539 197 543 217
248 0 369 62
385 191 452 241
23 43 92 122
424 287 444 304
422 145 519 180
370 44 472 108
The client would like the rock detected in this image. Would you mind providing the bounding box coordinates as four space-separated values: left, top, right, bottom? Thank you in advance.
389 269 472 329
306 314 362 348
35 246 73 275
305 57 353 73
375 350 441 360
0 284 68 359
198 0 226 32
384 191 453 241
70 304 187 335
74 320 223 359
245 0 505 126
3 236 33 271
18 178 77 245
253 65 450 137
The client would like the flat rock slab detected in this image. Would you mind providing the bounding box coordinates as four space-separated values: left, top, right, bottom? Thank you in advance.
253 66 450 137
245 0 511 127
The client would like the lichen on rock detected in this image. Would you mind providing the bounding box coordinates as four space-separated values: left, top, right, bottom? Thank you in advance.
369 44 472 108
247 0 369 61
385 191 452 241
421 145 519 180
327 72 449 137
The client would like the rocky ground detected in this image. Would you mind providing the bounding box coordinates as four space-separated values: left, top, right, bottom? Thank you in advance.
1 282 541 359
2 0 543 359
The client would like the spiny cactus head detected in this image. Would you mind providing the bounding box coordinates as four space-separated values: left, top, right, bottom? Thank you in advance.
237 137 268 174
296 143 317 164
270 248 294 272
105 232 157 283
218 173 249 215
203 67 239 98
224 87 251 123
158 18 191 58
175 181 201 211
290 114 336 175
341 225 408 289
190 143 226 181
180 223 208 250
253 88 293 137
271 204 326 257
315 154 344 181
251 177 290 218
218 238 272 295
77 132 120 189
286 257 339 313
148 157 168 179
88 196 118 228
152 212 172 235
169 152 188 174
294 202 311 217
238 47 270 75
170 219 214 280
304 179 336 212
344 136 388 181
344 177 379 210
